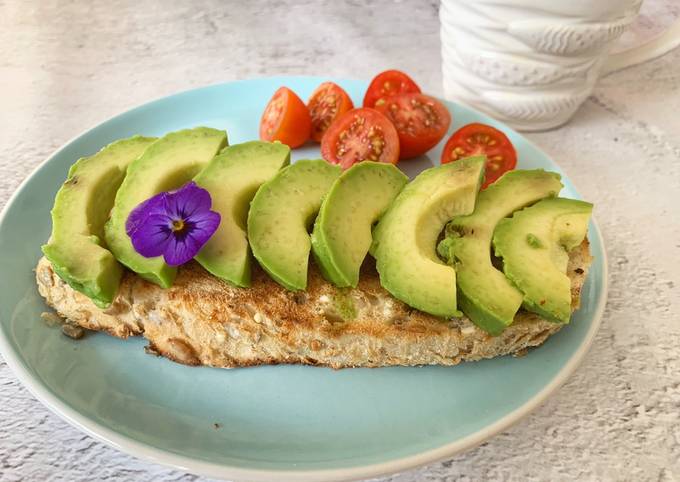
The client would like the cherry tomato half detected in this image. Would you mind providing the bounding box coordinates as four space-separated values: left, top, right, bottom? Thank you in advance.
259 87 311 148
307 82 354 142
362 70 421 108
374 93 451 160
441 123 517 188
321 107 400 169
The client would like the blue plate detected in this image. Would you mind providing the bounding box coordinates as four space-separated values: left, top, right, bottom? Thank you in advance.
0 76 607 481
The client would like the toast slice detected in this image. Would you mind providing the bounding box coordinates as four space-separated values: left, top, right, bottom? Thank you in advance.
35 240 592 369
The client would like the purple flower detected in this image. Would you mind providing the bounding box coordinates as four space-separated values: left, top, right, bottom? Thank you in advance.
126 182 220 267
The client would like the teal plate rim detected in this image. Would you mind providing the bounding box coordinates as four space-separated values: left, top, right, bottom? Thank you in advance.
0 76 608 482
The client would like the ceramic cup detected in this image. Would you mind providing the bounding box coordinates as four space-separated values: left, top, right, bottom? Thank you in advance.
440 0 680 131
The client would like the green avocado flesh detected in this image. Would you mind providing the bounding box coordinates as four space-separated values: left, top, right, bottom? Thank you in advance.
193 141 290 287
493 197 593 323
311 162 408 288
438 169 563 335
42 136 157 308
104 127 228 288
371 156 485 318
248 159 342 291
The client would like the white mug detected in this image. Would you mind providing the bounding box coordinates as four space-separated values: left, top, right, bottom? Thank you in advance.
440 0 680 131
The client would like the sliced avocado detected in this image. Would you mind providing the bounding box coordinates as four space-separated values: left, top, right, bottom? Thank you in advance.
371 156 485 318
248 159 341 291
105 127 228 288
493 197 593 323
42 136 156 308
311 162 408 288
193 141 290 287
439 170 563 335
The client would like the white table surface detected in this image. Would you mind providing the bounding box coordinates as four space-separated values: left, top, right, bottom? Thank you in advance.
1 1 679 481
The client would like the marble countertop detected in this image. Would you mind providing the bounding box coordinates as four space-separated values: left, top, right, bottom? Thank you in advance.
1 1 678 480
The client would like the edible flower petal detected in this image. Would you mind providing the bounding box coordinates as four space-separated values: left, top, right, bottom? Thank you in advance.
126 181 220 267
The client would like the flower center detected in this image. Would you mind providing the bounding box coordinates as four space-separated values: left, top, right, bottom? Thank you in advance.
171 219 185 233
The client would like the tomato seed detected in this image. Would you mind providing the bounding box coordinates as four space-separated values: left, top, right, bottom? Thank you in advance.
334 119 386 164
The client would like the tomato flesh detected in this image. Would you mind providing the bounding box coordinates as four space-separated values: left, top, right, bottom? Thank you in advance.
441 123 517 188
259 86 311 148
307 82 354 142
363 70 421 108
374 93 451 159
321 108 400 169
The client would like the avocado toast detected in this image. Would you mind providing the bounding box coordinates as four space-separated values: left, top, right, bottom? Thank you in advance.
35 239 590 368
36 127 594 369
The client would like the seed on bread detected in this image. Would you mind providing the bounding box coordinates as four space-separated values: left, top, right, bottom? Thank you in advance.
62 323 85 340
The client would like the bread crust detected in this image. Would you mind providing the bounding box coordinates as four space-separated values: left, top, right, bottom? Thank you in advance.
35 240 592 369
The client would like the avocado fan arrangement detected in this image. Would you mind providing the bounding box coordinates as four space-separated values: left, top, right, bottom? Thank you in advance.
38 125 593 367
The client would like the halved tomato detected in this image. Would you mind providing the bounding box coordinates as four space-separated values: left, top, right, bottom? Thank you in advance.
441 123 517 188
307 82 354 142
362 70 421 108
374 93 451 159
321 108 400 169
259 87 311 148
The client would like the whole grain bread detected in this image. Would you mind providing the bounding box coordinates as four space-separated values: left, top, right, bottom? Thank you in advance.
35 240 592 369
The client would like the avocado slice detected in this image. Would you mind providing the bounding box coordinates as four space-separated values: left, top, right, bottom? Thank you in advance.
42 136 157 308
439 170 563 335
104 127 228 288
193 141 290 287
371 156 485 318
311 162 408 288
493 197 593 323
248 159 341 291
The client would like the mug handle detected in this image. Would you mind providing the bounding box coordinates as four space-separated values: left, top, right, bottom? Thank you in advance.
602 18 680 75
